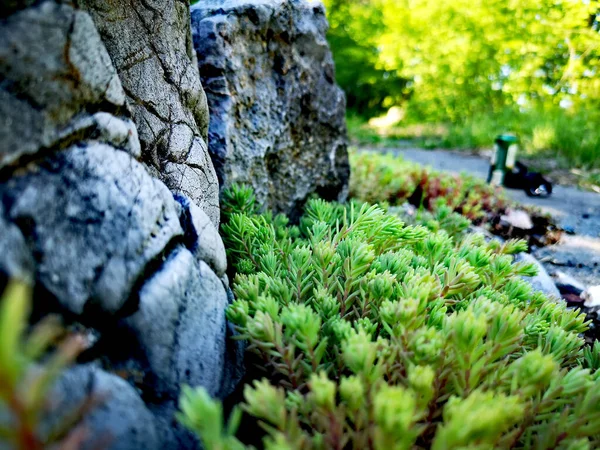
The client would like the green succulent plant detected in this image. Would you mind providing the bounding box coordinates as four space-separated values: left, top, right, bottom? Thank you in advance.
179 184 600 449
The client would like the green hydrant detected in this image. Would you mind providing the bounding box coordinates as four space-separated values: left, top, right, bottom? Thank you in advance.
487 134 518 186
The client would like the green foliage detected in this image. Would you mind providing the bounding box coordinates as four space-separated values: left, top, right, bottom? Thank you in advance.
0 281 87 449
178 385 244 450
326 0 600 119
326 0 600 167
323 0 409 115
377 0 600 122
349 151 508 223
180 186 600 449
441 107 600 168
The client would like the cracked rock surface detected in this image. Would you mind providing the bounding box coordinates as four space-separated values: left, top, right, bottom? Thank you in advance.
0 2 125 169
0 143 183 316
192 0 350 219
81 0 220 225
0 2 241 448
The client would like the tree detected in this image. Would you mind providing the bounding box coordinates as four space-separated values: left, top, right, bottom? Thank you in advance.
325 0 600 122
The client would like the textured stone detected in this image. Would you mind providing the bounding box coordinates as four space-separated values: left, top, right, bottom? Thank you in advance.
0 201 35 284
191 0 350 219
0 144 183 316
62 113 142 159
553 270 586 296
175 194 227 277
0 2 125 169
46 364 160 450
80 0 220 225
0 2 241 446
124 247 228 397
515 252 561 299
533 235 600 288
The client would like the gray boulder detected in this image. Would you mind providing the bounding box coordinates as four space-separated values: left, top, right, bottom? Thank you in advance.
0 3 242 448
47 365 160 450
80 0 220 225
124 247 229 397
0 2 125 169
0 144 183 316
191 0 350 218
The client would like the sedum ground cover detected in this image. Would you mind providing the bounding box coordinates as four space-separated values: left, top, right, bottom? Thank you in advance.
178 184 600 450
349 151 560 247
349 151 509 224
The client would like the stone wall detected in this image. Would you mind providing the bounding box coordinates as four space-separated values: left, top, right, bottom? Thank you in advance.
0 2 240 448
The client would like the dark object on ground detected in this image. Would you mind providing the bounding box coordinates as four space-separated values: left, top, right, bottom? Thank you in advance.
504 162 553 197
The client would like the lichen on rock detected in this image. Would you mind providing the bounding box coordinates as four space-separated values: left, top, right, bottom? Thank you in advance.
81 0 220 225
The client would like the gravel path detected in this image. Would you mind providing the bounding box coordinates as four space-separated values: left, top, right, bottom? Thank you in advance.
365 147 600 238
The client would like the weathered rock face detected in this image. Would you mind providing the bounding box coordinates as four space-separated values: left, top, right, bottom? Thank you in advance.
191 0 350 219
0 144 183 316
80 0 220 225
46 365 161 450
0 2 126 169
0 1 240 448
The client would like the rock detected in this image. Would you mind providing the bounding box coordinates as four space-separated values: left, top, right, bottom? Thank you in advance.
553 270 586 296
216 274 246 398
0 202 35 284
218 314 246 399
0 2 126 169
500 209 534 230
533 235 600 287
123 247 229 397
175 194 227 277
146 401 199 449
515 252 561 299
46 364 160 450
0 144 183 316
80 0 220 226
0 1 242 448
62 113 142 159
583 286 600 308
191 0 350 219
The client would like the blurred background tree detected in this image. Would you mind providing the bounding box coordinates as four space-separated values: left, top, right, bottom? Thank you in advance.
325 0 410 115
324 0 600 167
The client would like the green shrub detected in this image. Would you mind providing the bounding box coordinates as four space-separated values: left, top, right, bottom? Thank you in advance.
179 186 600 450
